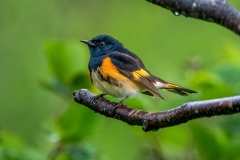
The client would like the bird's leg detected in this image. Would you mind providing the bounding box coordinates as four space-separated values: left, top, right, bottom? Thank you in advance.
111 96 129 113
118 96 129 106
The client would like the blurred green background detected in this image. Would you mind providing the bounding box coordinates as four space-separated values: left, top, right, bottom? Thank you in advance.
1 0 240 159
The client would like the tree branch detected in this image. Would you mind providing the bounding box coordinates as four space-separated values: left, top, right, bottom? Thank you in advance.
73 89 240 132
147 0 240 35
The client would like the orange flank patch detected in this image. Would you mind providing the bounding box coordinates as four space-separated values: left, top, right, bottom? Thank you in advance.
100 57 127 81
132 69 150 80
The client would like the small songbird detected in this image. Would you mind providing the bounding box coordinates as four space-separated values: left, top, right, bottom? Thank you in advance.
80 35 196 105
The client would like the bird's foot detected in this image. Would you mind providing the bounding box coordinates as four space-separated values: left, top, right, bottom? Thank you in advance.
92 93 106 104
95 93 106 99
110 96 128 114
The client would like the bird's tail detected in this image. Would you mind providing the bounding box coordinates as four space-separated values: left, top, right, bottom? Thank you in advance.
153 76 197 96
161 82 197 96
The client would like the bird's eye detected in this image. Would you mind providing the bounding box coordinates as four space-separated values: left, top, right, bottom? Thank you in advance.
99 42 105 47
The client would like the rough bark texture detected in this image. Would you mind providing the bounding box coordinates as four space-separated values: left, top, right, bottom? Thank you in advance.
73 89 240 132
147 0 240 35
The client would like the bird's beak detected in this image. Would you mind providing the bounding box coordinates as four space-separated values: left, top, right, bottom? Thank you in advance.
80 40 96 47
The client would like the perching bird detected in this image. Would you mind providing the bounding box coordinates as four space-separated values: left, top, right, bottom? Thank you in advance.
80 35 196 105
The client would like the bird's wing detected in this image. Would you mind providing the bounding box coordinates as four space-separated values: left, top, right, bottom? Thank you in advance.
108 52 164 99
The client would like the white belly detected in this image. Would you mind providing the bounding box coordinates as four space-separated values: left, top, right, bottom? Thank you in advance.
91 69 140 98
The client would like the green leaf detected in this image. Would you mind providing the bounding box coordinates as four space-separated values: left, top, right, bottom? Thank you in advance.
220 138 240 160
56 102 99 143
222 42 240 67
191 71 234 99
220 114 240 138
43 41 91 97
0 132 46 160
44 41 88 85
69 72 93 91
50 142 105 160
215 63 240 86
190 124 223 160
40 76 72 98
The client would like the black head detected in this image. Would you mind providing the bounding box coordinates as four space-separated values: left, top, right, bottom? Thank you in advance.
80 35 122 57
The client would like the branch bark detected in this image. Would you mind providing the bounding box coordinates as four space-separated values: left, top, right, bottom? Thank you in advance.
73 89 240 132
147 0 240 35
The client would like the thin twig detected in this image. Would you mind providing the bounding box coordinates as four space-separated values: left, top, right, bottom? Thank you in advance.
147 0 240 35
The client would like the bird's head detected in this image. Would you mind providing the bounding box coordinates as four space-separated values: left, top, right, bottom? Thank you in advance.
81 35 122 57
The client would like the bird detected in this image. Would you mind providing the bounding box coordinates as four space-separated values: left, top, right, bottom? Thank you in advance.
80 35 197 106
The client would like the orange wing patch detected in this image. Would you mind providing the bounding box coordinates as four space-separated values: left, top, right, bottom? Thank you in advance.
132 69 150 80
100 57 128 81
167 83 180 88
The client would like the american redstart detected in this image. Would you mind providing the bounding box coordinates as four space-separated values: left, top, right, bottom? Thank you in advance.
80 35 196 105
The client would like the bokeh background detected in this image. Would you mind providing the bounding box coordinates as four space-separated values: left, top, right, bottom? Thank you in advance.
1 0 240 159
